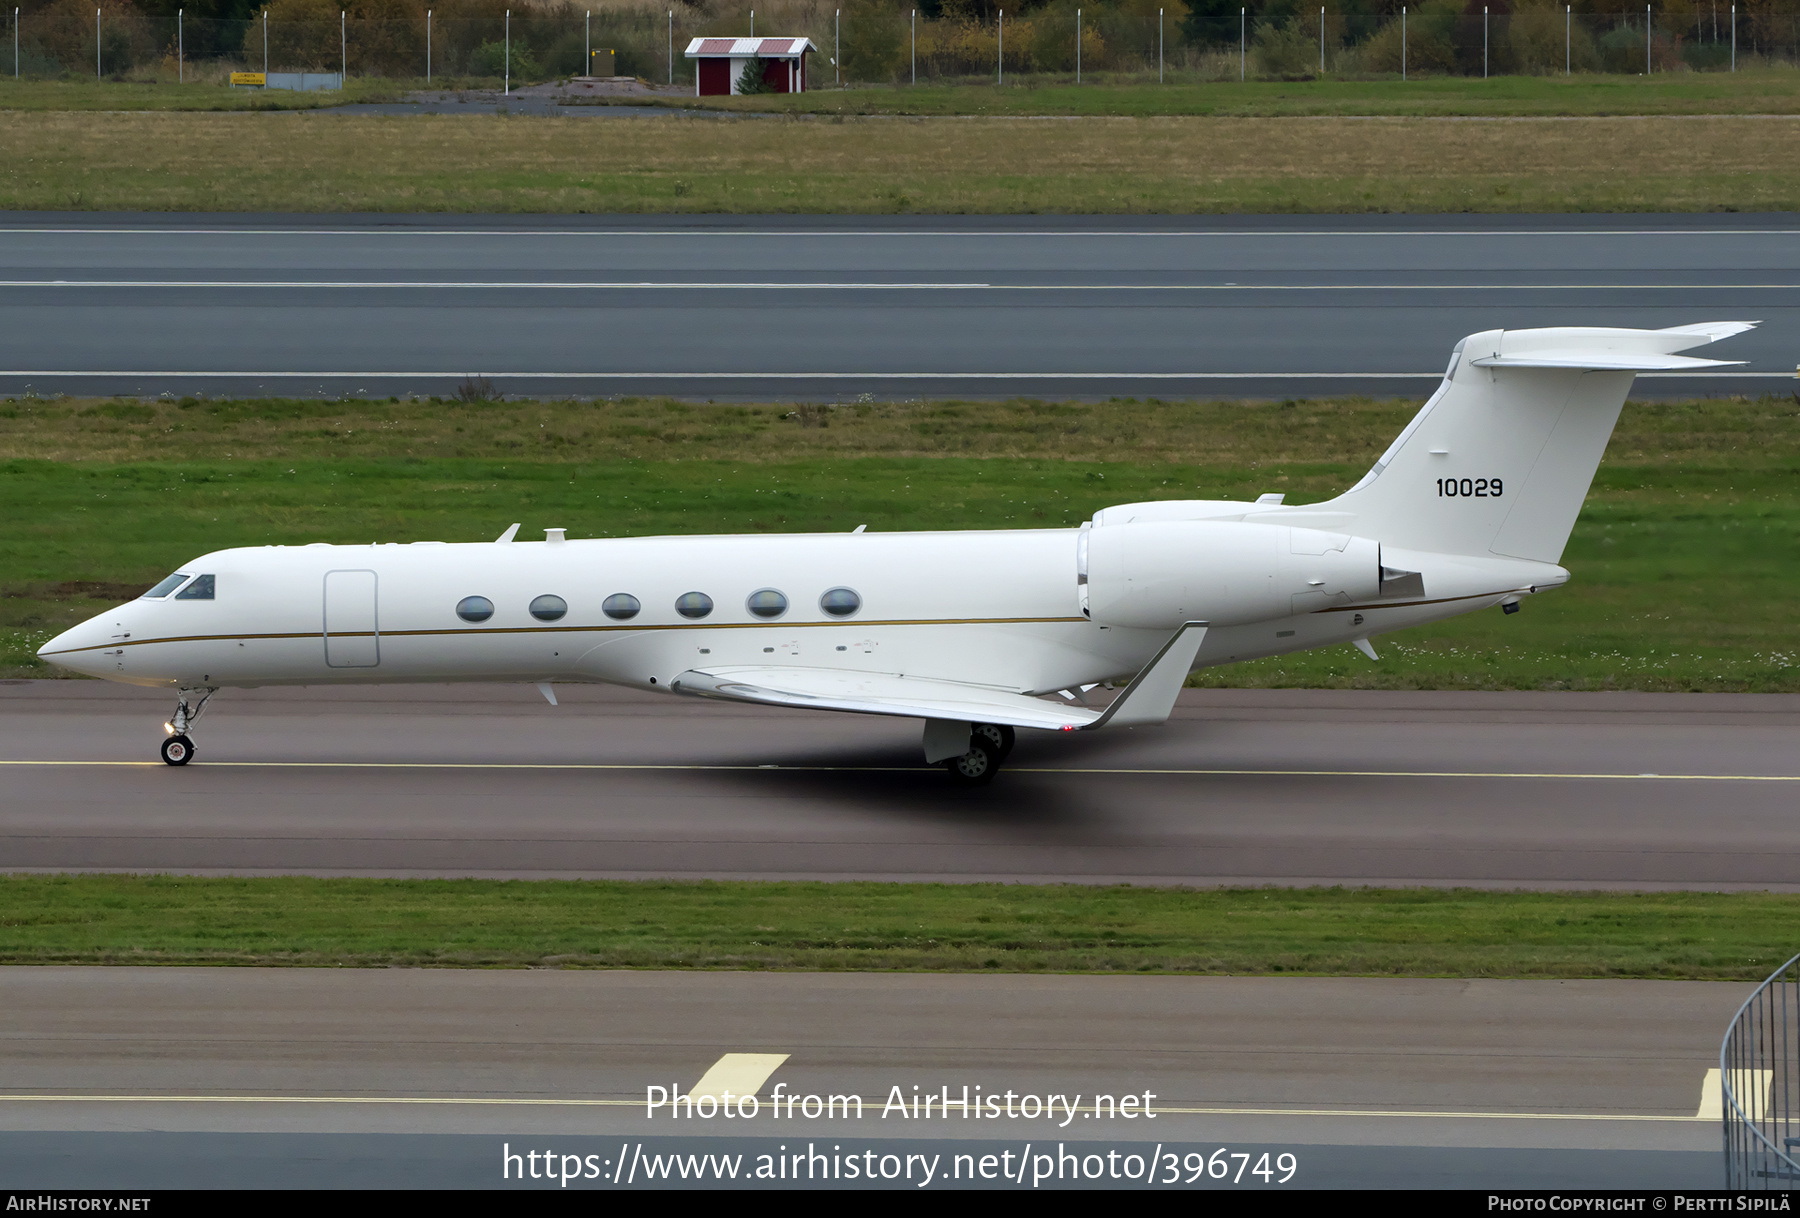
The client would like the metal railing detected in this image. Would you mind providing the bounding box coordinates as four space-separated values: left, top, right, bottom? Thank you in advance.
1722 952 1800 1188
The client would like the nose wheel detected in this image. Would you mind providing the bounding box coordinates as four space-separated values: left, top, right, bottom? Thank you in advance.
159 686 216 766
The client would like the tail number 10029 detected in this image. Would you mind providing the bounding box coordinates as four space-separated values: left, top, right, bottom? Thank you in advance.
1437 477 1502 498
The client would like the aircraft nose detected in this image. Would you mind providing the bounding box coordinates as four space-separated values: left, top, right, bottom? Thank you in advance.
37 616 118 676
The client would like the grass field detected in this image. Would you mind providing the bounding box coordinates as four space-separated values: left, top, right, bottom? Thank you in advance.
4 392 1797 691
643 69 1800 117
2 875 1796 978
6 70 1800 117
2 109 1797 212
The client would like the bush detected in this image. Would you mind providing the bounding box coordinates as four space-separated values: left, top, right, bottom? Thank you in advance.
840 0 906 83
1253 18 1317 77
1356 8 1460 74
1508 2 1599 74
466 37 540 80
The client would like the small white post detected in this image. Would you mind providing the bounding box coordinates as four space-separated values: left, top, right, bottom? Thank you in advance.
911 9 915 84
750 9 754 36
997 9 1002 85
504 9 509 94
1319 6 1324 73
262 9 267 77
95 6 101 79
1731 4 1735 70
14 7 18 81
1159 8 1163 83
1402 7 1406 80
835 8 840 85
1483 6 1488 78
340 9 345 85
585 10 589 76
1239 7 1244 80
1076 8 1080 83
427 10 431 83
1646 3 1652 74
668 10 672 84
1566 5 1570 75
178 9 183 82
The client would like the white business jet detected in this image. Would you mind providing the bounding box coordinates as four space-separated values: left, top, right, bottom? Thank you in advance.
39 322 1755 783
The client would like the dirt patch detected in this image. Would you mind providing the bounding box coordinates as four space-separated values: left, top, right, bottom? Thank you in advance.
4 581 143 602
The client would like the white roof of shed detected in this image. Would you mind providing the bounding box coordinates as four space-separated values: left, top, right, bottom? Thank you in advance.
684 37 817 58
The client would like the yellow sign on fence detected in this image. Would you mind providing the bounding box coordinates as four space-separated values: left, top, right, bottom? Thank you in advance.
229 72 266 87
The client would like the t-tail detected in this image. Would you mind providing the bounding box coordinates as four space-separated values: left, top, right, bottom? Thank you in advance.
1289 322 1757 563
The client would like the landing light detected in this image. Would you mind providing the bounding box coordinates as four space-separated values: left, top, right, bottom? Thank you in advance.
162 721 176 735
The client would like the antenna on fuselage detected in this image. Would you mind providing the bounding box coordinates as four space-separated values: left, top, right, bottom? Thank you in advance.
494 523 521 544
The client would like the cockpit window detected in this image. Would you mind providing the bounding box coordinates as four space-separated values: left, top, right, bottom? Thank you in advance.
174 574 215 600
142 573 190 599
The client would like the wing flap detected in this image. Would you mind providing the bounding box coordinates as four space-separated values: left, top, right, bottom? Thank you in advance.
669 667 1100 731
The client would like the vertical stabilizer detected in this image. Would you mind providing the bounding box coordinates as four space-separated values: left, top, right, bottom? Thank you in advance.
1279 323 1754 563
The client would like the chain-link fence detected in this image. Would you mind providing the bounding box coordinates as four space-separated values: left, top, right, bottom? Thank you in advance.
0 2 1785 86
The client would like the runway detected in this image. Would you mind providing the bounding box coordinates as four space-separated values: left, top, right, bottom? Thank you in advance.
6 680 1798 887
0 213 1794 400
0 968 1742 1188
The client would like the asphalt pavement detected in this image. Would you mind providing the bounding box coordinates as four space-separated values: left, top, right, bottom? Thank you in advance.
0 213 1793 399
5 681 1797 887
0 967 1741 1188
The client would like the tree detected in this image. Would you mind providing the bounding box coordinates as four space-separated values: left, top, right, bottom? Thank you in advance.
736 55 773 92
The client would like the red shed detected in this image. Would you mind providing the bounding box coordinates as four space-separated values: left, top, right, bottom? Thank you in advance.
685 37 815 96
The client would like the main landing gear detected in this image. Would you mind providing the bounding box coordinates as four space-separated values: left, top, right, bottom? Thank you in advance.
944 722 1016 787
160 687 216 766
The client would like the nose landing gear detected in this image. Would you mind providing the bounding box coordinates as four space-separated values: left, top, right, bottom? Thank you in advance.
160 687 216 766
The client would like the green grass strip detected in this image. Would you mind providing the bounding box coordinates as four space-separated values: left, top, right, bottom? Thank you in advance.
3 875 1796 978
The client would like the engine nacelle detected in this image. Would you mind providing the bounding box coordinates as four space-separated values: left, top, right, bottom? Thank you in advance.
1082 521 1383 628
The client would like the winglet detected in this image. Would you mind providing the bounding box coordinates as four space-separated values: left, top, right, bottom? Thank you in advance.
1082 622 1207 730
494 523 521 544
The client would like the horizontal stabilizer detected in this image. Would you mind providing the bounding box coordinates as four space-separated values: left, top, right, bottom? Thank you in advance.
1469 351 1743 372
1656 320 1761 344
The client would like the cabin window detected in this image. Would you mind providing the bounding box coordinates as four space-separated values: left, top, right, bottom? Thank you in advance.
529 594 568 622
174 574 215 600
675 591 714 620
819 587 862 618
142 573 190 599
456 596 494 623
602 593 641 621
746 589 788 619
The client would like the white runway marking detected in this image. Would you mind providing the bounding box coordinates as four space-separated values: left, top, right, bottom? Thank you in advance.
1696 1068 1772 1120
688 1054 790 1101
2 759 1796 781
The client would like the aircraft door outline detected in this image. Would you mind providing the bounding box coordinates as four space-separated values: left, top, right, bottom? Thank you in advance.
323 569 380 668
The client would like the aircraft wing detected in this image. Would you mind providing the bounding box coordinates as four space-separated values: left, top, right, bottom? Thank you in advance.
669 666 1100 730
670 622 1208 733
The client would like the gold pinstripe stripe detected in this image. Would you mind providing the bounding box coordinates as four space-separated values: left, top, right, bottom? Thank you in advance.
40 616 1092 658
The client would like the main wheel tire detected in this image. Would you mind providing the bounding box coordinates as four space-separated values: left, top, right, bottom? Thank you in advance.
160 735 194 766
973 722 1015 761
943 735 999 786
